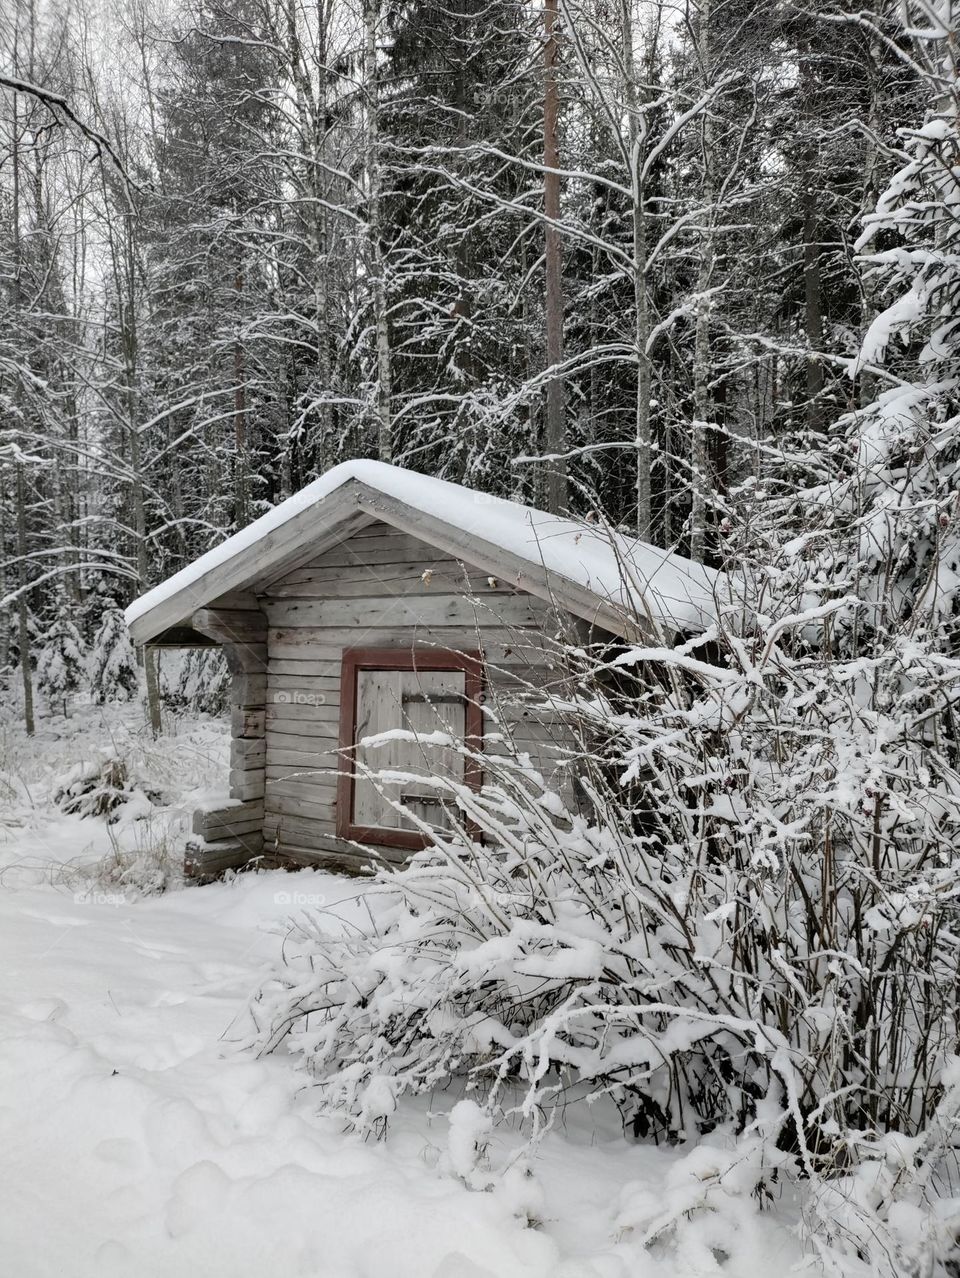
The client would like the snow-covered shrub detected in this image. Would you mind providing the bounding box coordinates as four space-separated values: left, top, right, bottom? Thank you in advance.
66 813 185 897
246 579 960 1272
250 609 960 1112
36 603 86 714
53 748 164 819
89 599 139 702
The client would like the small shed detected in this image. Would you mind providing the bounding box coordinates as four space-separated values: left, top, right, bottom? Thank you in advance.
125 461 719 877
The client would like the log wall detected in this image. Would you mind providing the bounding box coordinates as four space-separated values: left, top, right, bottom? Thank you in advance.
257 520 582 868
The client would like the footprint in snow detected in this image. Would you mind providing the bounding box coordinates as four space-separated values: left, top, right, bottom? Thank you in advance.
150 991 188 1008
16 997 68 1022
20 910 90 927
94 1137 146 1168
93 1240 134 1273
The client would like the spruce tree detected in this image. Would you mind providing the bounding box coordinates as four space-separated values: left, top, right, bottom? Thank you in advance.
90 598 139 704
36 597 86 716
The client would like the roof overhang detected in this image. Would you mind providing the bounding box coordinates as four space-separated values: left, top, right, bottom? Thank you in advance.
126 466 719 646
127 479 369 645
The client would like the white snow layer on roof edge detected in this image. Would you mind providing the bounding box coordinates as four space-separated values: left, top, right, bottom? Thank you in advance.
124 460 720 635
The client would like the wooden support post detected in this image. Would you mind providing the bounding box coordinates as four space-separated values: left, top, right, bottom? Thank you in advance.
189 605 268 869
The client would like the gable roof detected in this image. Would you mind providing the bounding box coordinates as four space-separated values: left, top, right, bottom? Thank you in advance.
124 460 721 645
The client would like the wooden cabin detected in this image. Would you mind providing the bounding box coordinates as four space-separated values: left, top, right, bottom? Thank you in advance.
125 461 718 878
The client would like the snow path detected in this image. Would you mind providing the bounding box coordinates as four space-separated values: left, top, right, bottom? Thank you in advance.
0 705 804 1276
0 866 802 1277
0 870 604 1276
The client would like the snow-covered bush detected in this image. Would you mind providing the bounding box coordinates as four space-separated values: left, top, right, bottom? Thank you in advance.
246 578 960 1272
53 748 164 820
55 813 185 898
89 599 139 702
36 603 86 715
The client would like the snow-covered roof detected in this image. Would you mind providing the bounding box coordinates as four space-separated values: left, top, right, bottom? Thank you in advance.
125 460 720 644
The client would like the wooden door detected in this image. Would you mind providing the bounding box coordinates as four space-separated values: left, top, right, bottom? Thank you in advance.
353 667 467 832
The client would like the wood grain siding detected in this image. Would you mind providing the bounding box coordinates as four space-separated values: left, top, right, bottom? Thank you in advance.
260 520 581 865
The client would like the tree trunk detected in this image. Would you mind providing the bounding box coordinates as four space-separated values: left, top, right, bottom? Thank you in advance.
16 464 35 737
689 0 714 564
543 0 566 513
802 159 825 426
622 0 653 539
112 200 162 737
11 62 34 735
234 268 248 526
364 0 393 463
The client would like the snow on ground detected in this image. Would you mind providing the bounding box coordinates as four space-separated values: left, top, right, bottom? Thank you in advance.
0 702 802 1277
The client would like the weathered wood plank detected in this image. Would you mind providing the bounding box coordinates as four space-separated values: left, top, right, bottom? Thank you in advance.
265 775 338 803
265 764 339 790
265 719 339 742
287 554 479 578
229 772 265 801
268 631 547 663
192 799 263 837
232 737 266 764
251 508 377 589
232 671 267 707
264 817 386 859
231 707 266 739
267 658 343 678
263 560 516 599
198 818 263 841
261 595 550 631
184 836 262 881
265 704 570 745
193 608 267 642
352 668 401 829
265 725 338 749
266 700 341 725
264 724 339 746
263 793 338 824
265 653 557 681
482 701 577 729
128 485 371 643
351 483 636 638
266 747 340 769
267 673 340 695
259 840 389 875
208 590 261 611
292 532 453 568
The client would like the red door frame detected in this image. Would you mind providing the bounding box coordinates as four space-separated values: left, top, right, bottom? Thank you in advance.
336 646 484 850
